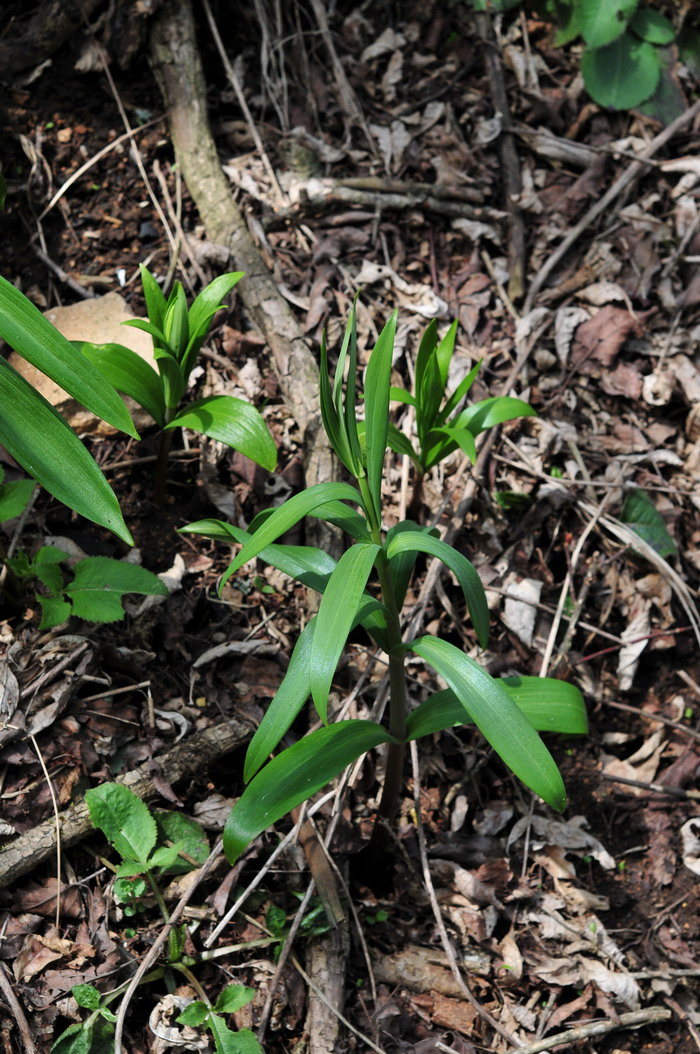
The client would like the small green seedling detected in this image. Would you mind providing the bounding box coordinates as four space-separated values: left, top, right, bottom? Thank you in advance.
76 785 262 1052
6 547 168 629
0 466 35 523
620 488 677 559
388 318 535 515
77 265 276 502
183 305 587 865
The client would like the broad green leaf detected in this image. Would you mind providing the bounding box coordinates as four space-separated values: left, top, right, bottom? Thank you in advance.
85 783 157 865
155 811 209 871
167 395 277 472
319 330 350 471
629 8 675 44
51 1021 95 1054
218 482 363 589
363 312 397 520
386 531 489 647
0 358 133 543
78 341 166 426
210 1018 262 1054
214 986 256 1014
434 320 458 389
139 264 167 332
406 677 588 740
554 1 584 45
387 422 419 463
0 478 35 522
180 519 338 593
66 557 168 623
581 33 660 109
224 720 395 863
310 543 380 722
411 637 567 810
384 521 430 611
423 424 477 470
453 395 536 436
389 386 417 407
148 843 185 870
33 545 66 592
0 275 137 437
620 488 677 557
37 594 72 631
578 0 638 48
309 500 372 542
177 1002 209 1027
183 271 244 379
417 352 446 445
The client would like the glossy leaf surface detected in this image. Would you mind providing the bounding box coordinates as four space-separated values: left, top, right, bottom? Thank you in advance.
167 395 277 471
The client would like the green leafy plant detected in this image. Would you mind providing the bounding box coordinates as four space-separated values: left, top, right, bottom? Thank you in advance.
5 547 168 629
466 1 686 118
0 276 136 543
620 488 677 559
182 306 587 865
387 318 535 515
0 466 35 523
77 266 276 503
72 783 263 1054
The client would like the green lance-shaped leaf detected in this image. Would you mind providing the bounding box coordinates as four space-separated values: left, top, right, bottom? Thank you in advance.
310 543 380 722
384 522 431 611
452 395 536 436
138 263 168 334
66 557 168 623
0 275 137 438
386 422 419 464
167 395 277 472
389 386 417 408
308 500 372 542
85 783 157 866
122 317 171 353
406 677 588 740
410 636 567 810
319 328 361 477
182 271 244 379
437 359 482 425
153 347 186 413
386 531 489 647
164 283 190 360
181 518 338 593
224 720 396 863
77 342 166 427
0 358 132 544
218 482 364 589
414 319 438 404
423 424 477 471
363 312 397 520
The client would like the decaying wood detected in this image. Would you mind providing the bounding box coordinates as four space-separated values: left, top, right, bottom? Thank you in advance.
507 1007 673 1054
0 0 101 76
0 719 249 888
148 0 338 524
304 925 351 1054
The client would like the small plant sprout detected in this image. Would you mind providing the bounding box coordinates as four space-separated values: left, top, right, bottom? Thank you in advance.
77 266 276 502
182 305 587 865
387 317 535 516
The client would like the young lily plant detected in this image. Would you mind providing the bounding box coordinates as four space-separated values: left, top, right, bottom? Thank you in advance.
183 308 587 865
388 318 536 516
77 266 276 502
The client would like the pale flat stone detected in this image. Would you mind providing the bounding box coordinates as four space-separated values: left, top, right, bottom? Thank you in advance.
8 292 158 435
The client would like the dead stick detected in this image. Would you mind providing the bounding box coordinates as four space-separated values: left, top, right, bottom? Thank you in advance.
0 719 249 888
506 1007 672 1054
0 963 38 1054
524 97 700 313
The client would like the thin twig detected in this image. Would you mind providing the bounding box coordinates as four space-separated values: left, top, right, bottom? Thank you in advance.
505 1007 672 1054
601 697 700 742
0 963 38 1054
524 97 700 312
409 741 524 1048
20 642 90 700
28 733 62 928
600 772 700 801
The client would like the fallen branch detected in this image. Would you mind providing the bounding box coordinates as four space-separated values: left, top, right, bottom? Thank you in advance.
0 719 249 888
505 1007 672 1054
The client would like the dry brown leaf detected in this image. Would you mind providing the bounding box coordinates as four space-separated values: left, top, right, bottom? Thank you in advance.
410 991 478 1036
570 305 643 367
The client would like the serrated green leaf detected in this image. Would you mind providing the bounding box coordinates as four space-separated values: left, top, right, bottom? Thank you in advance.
629 8 675 44
0 478 35 522
167 395 276 471
581 33 660 109
214 986 256 1014
65 557 168 623
78 341 166 427
85 783 157 865
620 488 677 557
51 1021 94 1054
406 677 587 740
578 0 638 48
310 543 380 722
0 358 133 543
72 984 101 1011
0 275 137 438
217 482 363 589
364 312 397 520
386 531 489 647
37 594 72 631
410 637 567 810
224 720 395 863
177 1001 209 1027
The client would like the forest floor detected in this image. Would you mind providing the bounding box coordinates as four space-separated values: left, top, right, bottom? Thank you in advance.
1 2 700 1052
